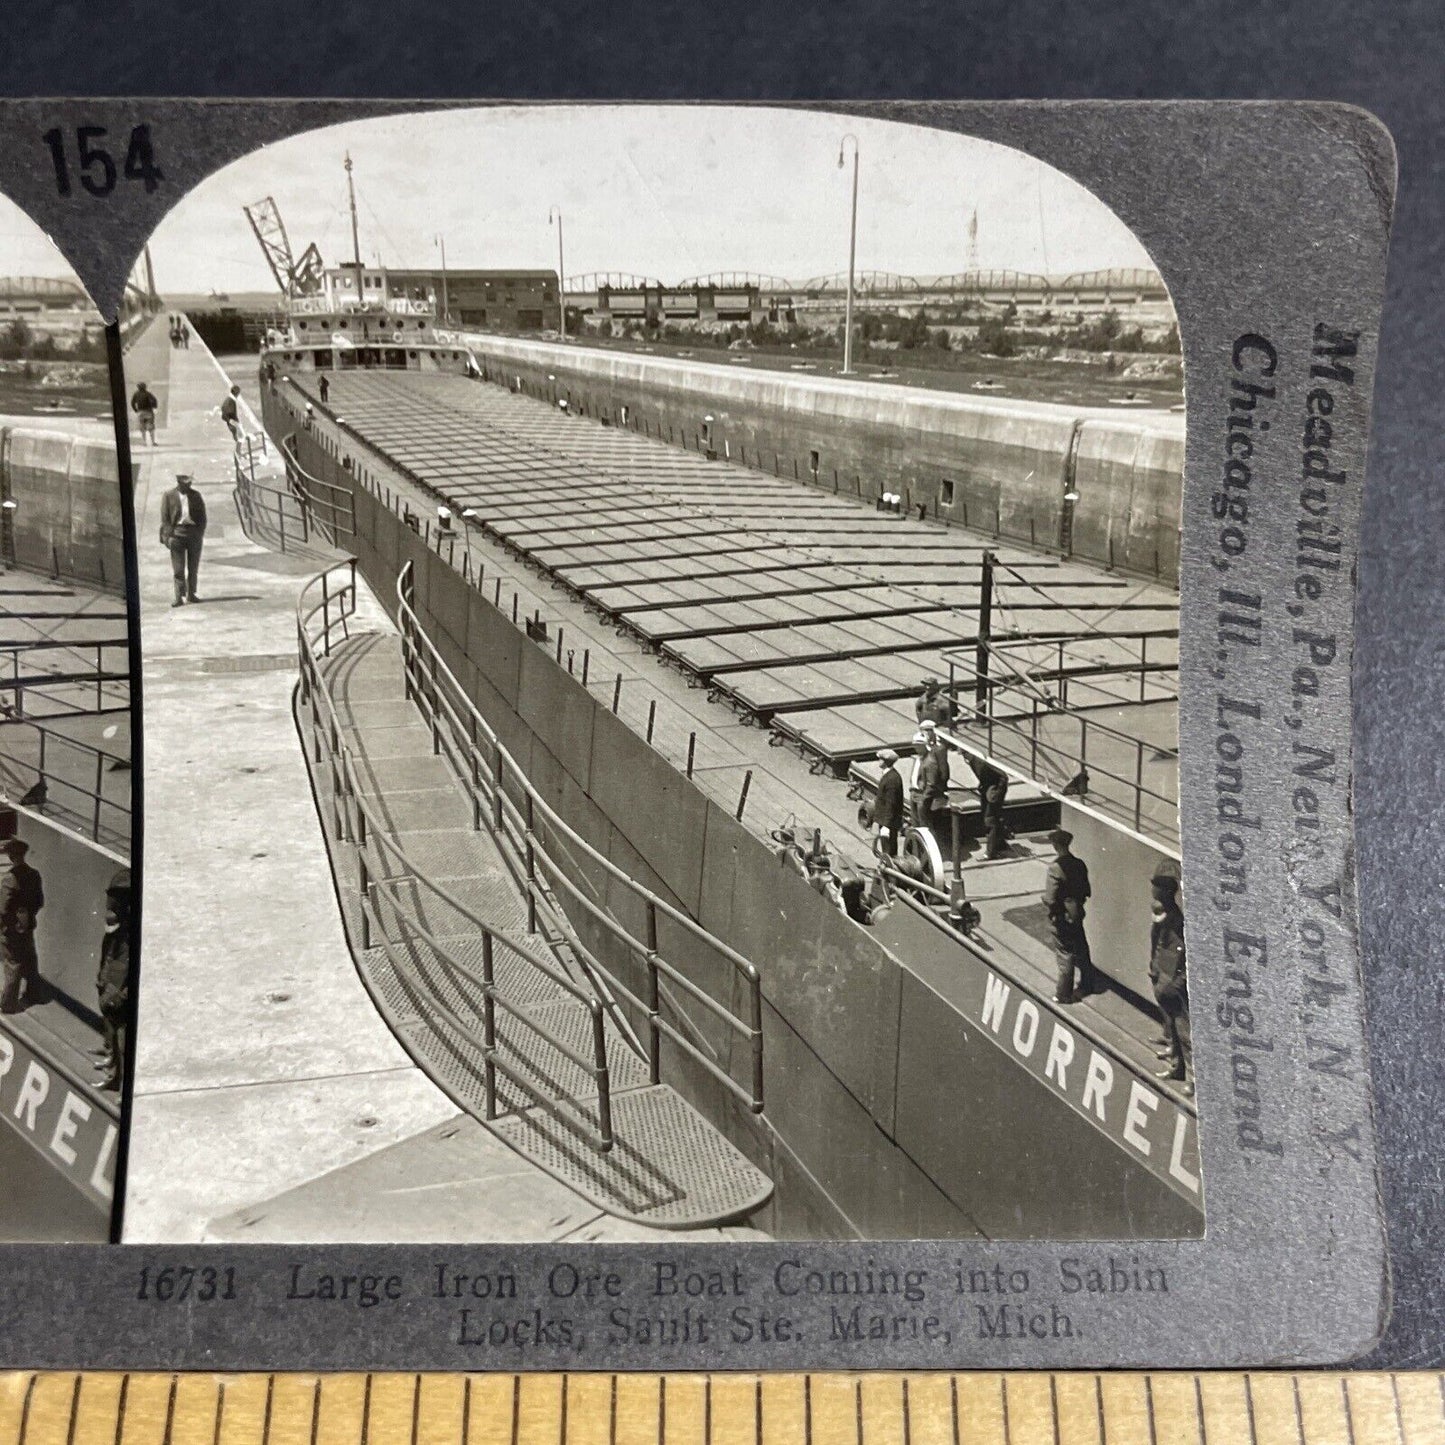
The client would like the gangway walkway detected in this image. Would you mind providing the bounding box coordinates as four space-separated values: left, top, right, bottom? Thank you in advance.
297 565 772 1227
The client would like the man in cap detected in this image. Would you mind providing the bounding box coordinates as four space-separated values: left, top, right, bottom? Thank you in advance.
908 731 931 827
1042 827 1096 1003
94 869 132 1092
160 472 208 607
922 727 953 841
0 838 44 1013
975 757 1011 860
1148 870 1192 1093
916 677 958 729
873 749 905 858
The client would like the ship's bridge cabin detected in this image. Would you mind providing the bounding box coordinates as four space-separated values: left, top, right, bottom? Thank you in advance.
265 263 474 375
317 262 437 314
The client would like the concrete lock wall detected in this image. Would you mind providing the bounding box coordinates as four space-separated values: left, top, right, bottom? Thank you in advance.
467 335 1185 584
1 426 125 591
282 404 1203 1241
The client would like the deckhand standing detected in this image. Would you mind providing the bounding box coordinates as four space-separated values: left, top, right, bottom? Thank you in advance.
160 473 207 608
924 728 952 842
1148 871 1192 1095
94 869 132 1093
975 757 1011 860
873 748 905 857
0 838 44 1015
908 732 930 827
915 677 958 729
1043 827 1097 1004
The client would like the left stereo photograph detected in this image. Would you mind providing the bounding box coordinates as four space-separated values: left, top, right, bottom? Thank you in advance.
0 194 137 1243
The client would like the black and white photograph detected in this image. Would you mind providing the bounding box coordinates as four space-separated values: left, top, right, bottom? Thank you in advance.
113 105 1195 1245
0 195 134 1243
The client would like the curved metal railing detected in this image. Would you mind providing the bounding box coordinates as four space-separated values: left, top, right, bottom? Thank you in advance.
232 431 356 557
296 560 615 1152
279 433 356 544
395 560 766 1116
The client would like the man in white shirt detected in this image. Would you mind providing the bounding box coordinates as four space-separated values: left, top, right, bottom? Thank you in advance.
159 473 208 607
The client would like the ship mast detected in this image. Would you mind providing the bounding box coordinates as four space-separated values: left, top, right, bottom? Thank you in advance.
344 153 362 269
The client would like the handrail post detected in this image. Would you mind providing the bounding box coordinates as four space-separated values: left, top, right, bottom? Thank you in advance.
645 902 661 1085
1135 742 1145 831
429 647 441 756
470 742 482 832
592 1006 614 1151
525 793 537 934
481 932 497 1120
749 977 765 1112
492 751 504 833
358 853 372 950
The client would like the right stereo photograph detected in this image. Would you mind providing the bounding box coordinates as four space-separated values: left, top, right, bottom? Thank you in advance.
116 104 1191 1246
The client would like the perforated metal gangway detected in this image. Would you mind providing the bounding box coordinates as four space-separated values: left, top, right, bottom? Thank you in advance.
295 559 773 1228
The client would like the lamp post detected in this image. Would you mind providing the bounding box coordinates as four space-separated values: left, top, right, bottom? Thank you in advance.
460 507 478 582
838 134 860 375
549 207 566 340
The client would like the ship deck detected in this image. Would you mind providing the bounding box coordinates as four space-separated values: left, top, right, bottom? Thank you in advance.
265 364 1184 1084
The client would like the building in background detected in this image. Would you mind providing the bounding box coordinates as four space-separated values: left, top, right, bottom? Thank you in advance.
379 267 559 330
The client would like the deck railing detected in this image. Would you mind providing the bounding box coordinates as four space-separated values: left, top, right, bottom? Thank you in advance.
0 716 130 851
296 560 615 1152
395 560 766 1117
942 629 1179 847
0 638 130 719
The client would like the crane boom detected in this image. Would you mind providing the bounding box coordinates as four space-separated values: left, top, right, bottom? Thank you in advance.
244 196 324 297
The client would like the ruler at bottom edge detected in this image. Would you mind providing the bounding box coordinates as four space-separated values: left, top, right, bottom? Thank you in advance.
0 1372 1443 1445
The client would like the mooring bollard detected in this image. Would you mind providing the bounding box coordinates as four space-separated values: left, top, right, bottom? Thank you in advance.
736 769 753 821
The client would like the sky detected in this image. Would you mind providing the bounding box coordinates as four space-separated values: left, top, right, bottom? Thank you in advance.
0 201 88 286
128 106 1161 297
